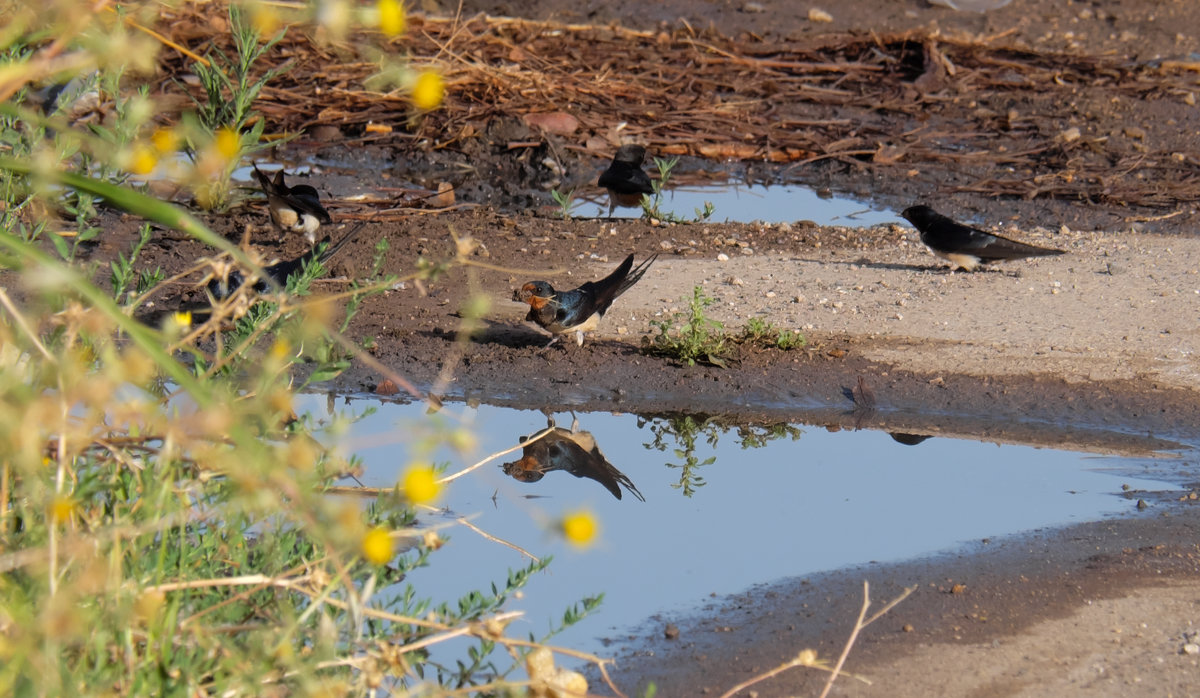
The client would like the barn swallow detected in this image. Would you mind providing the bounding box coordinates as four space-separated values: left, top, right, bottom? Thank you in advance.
900 205 1065 271
254 165 332 246
513 253 658 348
207 221 366 301
502 415 644 501
597 144 655 218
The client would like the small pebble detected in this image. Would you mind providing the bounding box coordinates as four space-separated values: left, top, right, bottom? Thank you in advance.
808 7 833 22
717 253 730 262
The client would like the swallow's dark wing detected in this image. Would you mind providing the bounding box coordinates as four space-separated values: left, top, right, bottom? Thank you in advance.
903 205 1063 261
968 231 1064 261
284 184 333 223
546 435 644 501
548 288 591 328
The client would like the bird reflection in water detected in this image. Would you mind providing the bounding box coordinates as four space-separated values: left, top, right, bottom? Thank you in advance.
502 413 645 501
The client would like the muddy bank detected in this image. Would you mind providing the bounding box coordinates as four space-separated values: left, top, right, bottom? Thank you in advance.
592 501 1200 697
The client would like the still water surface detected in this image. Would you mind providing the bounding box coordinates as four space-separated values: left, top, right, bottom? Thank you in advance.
297 395 1182 655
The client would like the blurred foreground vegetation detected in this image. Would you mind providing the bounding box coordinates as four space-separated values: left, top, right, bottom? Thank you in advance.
0 1 606 694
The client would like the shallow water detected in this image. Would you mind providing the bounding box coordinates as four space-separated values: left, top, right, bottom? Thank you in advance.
240 156 897 227
298 395 1184 659
571 183 897 226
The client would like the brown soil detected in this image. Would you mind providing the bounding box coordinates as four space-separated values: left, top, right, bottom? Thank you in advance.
41 0 1200 695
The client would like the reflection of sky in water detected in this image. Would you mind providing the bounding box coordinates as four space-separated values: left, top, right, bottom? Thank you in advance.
573 184 900 226
297 396 1179 658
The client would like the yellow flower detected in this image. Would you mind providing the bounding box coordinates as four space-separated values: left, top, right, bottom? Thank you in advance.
49 495 75 525
251 3 280 36
172 310 193 328
270 338 290 360
214 127 241 161
402 465 441 504
411 70 444 111
361 526 394 564
128 144 158 175
560 510 597 548
377 0 406 37
151 127 178 154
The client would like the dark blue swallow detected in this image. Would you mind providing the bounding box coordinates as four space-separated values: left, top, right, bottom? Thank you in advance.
901 205 1065 271
207 221 365 301
513 253 658 347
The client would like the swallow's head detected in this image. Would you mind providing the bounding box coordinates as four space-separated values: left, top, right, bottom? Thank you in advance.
900 205 935 227
513 281 555 309
611 144 647 166
501 455 545 483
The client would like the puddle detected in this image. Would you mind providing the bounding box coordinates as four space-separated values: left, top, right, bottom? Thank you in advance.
571 183 896 226
245 150 897 227
298 395 1187 659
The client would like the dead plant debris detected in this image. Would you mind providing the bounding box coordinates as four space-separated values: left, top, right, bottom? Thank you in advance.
155 7 1200 209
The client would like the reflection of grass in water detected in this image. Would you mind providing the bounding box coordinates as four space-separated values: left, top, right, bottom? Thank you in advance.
640 414 803 496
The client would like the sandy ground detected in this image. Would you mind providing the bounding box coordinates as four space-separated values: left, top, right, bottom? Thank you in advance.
610 220 1200 390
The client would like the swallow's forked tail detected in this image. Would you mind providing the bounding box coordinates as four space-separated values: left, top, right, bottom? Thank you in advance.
614 252 659 299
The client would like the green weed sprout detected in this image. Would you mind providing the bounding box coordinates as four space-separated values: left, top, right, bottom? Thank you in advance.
551 187 578 219
641 156 715 224
644 285 729 367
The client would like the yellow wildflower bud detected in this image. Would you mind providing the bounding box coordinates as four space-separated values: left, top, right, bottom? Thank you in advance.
128 144 158 175
270 338 291 361
411 70 444 111
251 3 280 36
377 0 406 37
151 127 179 154
401 465 441 504
361 526 394 564
50 495 75 525
214 128 241 161
560 510 597 548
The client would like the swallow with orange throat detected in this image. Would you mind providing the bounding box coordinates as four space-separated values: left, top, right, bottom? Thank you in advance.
597 144 654 218
502 414 645 501
900 205 1065 271
254 165 332 246
513 253 658 348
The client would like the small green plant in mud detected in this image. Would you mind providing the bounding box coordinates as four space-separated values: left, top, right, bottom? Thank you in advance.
644 288 804 366
641 156 715 224
179 3 289 209
551 186 579 219
644 285 730 367
739 316 806 351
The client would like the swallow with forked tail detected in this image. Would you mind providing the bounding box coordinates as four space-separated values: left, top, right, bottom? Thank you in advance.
597 144 655 218
502 415 644 501
900 205 1065 271
254 165 332 246
207 221 366 301
513 253 658 348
